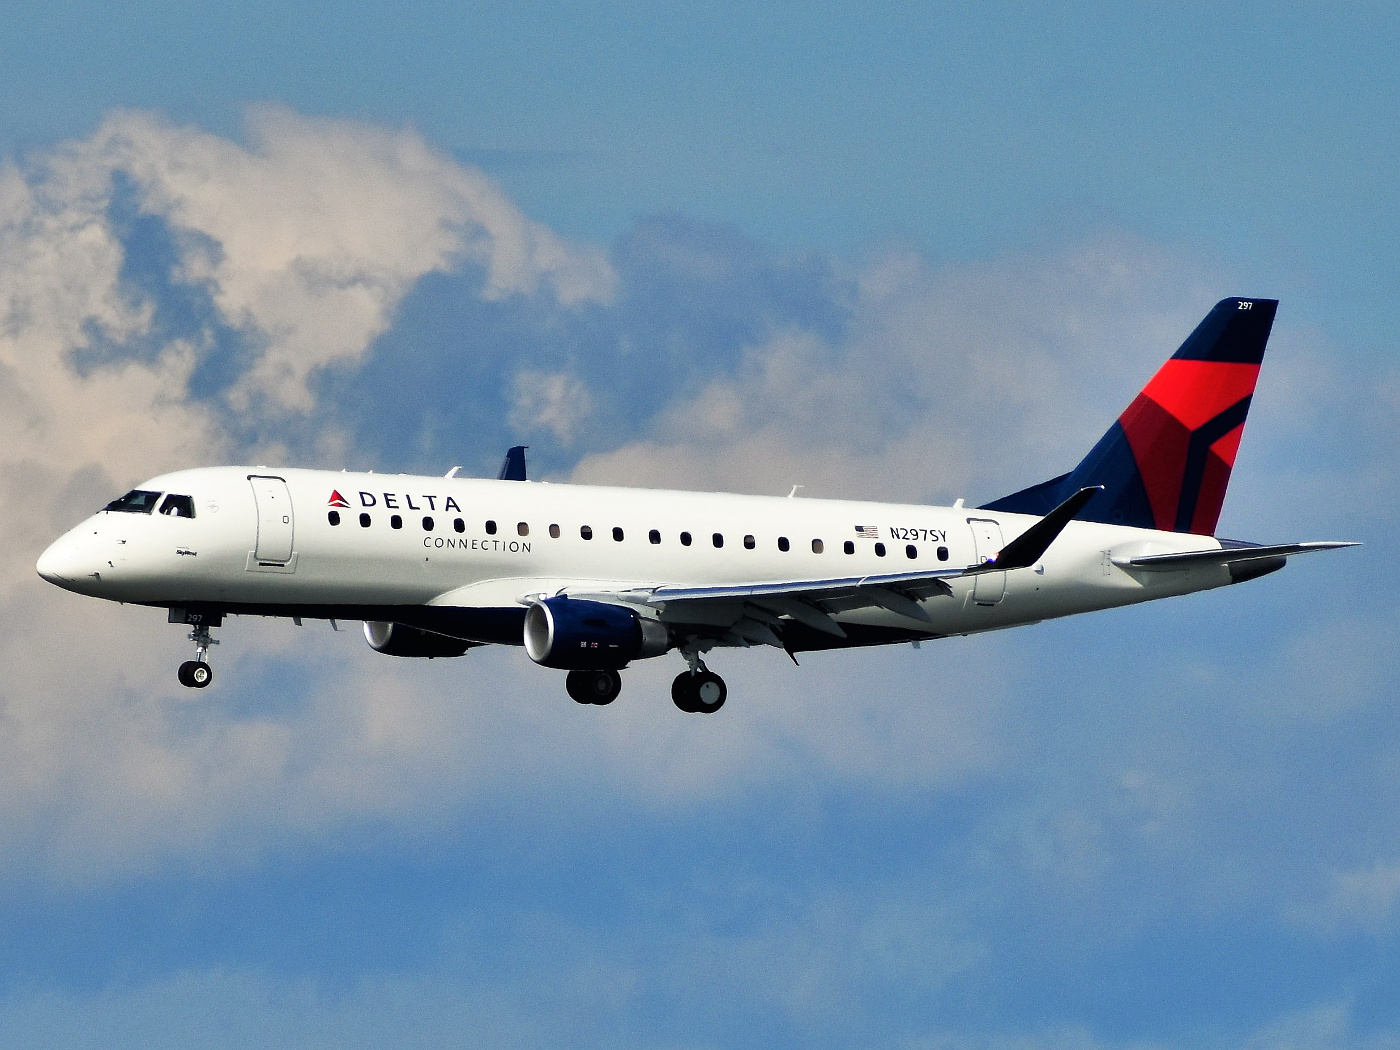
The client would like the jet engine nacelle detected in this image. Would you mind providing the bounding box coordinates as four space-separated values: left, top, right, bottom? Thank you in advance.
523 597 670 670
363 621 474 658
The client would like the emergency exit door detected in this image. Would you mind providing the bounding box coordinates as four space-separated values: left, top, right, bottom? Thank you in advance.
967 518 1005 605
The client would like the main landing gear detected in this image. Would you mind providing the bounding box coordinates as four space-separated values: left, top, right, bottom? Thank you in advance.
671 653 727 714
560 658 728 714
566 668 622 705
176 621 218 689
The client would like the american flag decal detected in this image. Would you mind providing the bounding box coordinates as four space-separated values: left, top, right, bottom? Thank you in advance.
854 525 880 539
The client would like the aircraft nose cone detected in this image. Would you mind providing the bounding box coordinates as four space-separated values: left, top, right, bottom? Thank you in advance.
37 542 66 584
36 534 90 588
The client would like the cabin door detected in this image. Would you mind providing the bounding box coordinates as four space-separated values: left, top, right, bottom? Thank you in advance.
249 476 295 565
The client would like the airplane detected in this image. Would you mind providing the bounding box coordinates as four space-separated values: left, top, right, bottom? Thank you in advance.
36 297 1356 713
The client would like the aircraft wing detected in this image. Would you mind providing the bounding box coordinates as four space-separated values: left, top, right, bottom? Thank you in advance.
575 564 967 640
560 487 1105 644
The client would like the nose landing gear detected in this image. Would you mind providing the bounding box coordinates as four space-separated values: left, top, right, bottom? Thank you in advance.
171 613 220 689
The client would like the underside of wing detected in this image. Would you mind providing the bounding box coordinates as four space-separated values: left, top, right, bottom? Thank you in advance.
563 565 969 652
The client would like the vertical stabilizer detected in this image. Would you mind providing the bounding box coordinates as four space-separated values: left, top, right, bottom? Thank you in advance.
981 297 1277 535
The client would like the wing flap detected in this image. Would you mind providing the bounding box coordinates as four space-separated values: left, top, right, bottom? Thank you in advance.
643 566 966 605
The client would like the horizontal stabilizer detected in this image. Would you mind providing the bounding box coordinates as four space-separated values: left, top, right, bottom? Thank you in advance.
969 486 1101 574
1118 541 1358 571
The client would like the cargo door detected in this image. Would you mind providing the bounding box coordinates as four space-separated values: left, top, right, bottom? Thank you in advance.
967 518 1005 605
249 476 295 565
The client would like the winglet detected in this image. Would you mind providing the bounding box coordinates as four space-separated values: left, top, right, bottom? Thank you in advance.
972 486 1102 574
498 446 528 482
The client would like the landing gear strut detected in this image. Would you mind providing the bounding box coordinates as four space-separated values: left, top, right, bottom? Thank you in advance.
566 668 622 705
177 622 218 689
672 654 727 714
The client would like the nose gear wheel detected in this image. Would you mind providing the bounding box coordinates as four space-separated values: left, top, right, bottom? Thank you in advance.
178 661 213 688
177 621 219 689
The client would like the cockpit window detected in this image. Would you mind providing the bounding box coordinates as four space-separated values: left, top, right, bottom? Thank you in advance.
103 490 162 514
159 494 196 518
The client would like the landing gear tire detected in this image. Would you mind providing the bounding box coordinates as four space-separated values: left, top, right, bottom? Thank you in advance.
178 660 213 689
671 670 726 714
566 669 622 705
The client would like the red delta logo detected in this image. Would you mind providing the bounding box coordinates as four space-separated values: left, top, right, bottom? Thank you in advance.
328 490 350 508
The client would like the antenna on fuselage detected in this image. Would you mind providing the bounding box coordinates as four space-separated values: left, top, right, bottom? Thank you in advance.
445 466 460 478
787 485 803 498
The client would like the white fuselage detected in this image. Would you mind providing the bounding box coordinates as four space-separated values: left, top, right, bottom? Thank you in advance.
37 466 1235 651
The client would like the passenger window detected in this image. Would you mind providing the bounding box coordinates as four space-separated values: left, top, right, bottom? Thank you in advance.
518 522 529 537
159 494 196 518
453 518 465 533
811 539 824 554
777 536 790 552
874 542 885 557
712 533 724 548
743 535 755 549
104 489 162 514
680 532 692 546
937 545 949 561
843 540 854 555
360 513 372 528
581 525 593 540
549 524 560 538
906 544 917 559
648 529 661 544
328 511 341 526
391 515 403 530
485 520 498 535
423 516 434 531
612 527 624 542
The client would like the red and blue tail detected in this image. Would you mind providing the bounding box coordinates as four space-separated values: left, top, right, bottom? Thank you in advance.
982 297 1277 535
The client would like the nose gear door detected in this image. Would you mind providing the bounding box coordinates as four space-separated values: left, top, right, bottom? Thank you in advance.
967 518 1005 605
249 476 295 566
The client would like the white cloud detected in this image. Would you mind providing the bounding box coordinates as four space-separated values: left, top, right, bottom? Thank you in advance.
1290 859 1400 937
6 964 1398 1050
1240 1002 1400 1050
87 106 615 412
509 368 594 445
571 235 1218 504
0 157 221 594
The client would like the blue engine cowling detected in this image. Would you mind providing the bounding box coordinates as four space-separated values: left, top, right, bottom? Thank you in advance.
363 621 475 658
523 597 670 670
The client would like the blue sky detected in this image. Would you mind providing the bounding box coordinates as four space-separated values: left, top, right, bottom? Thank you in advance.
0 3 1397 1048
